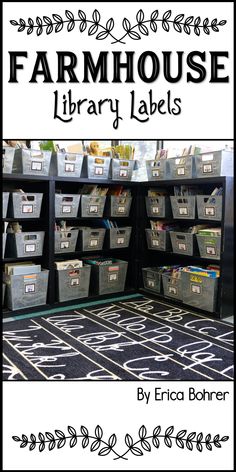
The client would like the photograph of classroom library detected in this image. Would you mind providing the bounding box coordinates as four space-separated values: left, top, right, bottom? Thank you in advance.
2 140 234 381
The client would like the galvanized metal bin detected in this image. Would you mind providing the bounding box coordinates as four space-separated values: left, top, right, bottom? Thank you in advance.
5 269 49 311
56 265 91 302
106 196 132 217
55 194 80 218
2 192 9 218
55 229 79 254
8 231 45 258
78 228 106 251
142 267 162 293
19 149 52 176
195 150 233 178
80 195 106 218
2 147 16 174
168 156 195 179
196 195 222 221
55 152 84 177
196 234 221 260
170 196 196 219
2 234 7 258
9 193 43 218
170 232 196 256
162 272 183 300
146 159 168 181
111 159 136 181
146 229 171 251
182 271 218 312
86 155 111 179
108 227 132 249
145 196 172 218
87 259 128 295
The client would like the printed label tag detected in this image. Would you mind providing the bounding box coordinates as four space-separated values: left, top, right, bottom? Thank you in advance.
203 163 213 173
89 205 98 213
108 273 118 282
205 207 215 216
119 169 128 177
25 243 36 253
70 278 80 286
60 241 69 249
152 206 159 214
152 169 160 177
202 153 214 161
90 239 98 247
65 163 75 172
177 167 185 175
206 245 216 255
117 237 125 245
179 207 188 215
148 280 155 288
62 205 72 213
178 243 186 251
31 161 42 171
118 206 125 213
22 204 33 214
168 286 177 294
95 166 103 175
191 283 201 294
152 239 159 246
25 283 35 293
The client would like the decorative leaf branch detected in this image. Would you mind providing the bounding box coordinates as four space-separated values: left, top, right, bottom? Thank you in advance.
12 424 229 460
9 9 227 42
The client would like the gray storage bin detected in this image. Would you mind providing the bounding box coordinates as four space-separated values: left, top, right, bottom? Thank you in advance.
142 267 162 293
5 269 49 311
196 234 221 260
146 159 168 181
196 195 222 221
2 283 6 306
8 231 45 258
18 149 52 175
55 229 79 254
170 196 196 219
3 192 9 218
182 271 218 312
2 234 7 258
87 259 128 295
2 147 16 174
55 194 80 218
56 265 91 302
55 152 84 177
9 193 43 218
78 228 106 251
168 156 195 179
145 196 172 218
86 155 111 179
108 227 132 249
195 150 233 178
146 229 171 251
111 159 136 181
107 196 132 217
162 272 183 300
170 232 196 256
80 195 106 218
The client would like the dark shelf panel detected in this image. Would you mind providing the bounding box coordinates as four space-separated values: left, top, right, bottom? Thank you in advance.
54 177 138 185
3 256 43 262
143 250 221 263
3 173 51 181
142 177 227 186
3 218 44 222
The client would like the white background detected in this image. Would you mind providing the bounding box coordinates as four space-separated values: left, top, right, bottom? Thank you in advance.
2 1 234 470
3 1 234 138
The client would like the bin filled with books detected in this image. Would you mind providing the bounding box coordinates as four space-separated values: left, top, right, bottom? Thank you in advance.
196 227 221 260
55 221 79 254
181 265 220 312
162 266 183 300
80 185 107 217
146 221 176 251
55 259 91 302
6 222 45 258
100 220 132 249
83 257 128 295
145 188 172 218
196 186 223 221
106 186 132 217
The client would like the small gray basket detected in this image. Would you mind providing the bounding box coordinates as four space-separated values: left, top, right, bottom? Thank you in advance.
106 196 132 217
86 155 111 179
142 267 162 293
55 194 80 218
55 152 84 177
9 193 43 218
195 150 233 178
18 149 52 175
2 192 9 218
170 232 196 256
182 270 218 312
168 156 195 179
2 147 16 174
108 227 132 249
56 265 91 302
78 228 106 251
111 159 136 181
146 159 168 181
87 259 128 295
162 272 182 300
170 196 196 219
146 229 171 251
55 229 79 254
5 269 49 311
145 196 172 218
196 234 221 260
8 231 45 258
196 195 222 221
80 195 106 218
